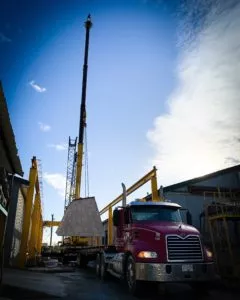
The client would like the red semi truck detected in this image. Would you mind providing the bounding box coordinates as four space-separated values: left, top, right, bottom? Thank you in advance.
96 200 217 295
43 168 218 295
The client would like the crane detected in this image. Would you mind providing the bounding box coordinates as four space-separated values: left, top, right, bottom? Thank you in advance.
75 14 92 199
60 15 93 246
64 15 92 209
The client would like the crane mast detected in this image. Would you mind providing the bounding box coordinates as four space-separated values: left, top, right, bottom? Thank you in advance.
75 15 92 199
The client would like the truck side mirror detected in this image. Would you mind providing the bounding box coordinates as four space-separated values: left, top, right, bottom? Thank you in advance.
113 209 119 226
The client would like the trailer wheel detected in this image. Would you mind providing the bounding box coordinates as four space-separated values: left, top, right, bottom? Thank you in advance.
96 253 101 277
126 255 141 296
77 253 88 268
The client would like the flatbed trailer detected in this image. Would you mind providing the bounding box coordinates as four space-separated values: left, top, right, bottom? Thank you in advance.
42 245 105 266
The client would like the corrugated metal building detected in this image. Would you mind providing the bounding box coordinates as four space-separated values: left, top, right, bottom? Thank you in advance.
0 81 28 268
4 177 29 266
161 165 240 230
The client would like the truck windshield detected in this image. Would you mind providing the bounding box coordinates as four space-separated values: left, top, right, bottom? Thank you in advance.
131 205 182 222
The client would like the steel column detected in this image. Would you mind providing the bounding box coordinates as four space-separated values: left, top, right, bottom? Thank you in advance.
108 206 113 245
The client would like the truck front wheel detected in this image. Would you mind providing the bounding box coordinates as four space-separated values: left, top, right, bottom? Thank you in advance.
126 255 142 296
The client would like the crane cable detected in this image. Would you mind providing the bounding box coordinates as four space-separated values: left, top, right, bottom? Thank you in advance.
84 125 90 197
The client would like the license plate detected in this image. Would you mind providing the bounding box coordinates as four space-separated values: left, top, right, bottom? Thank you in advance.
182 264 193 272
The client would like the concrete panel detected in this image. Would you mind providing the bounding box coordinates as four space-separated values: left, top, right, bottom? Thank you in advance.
56 197 104 237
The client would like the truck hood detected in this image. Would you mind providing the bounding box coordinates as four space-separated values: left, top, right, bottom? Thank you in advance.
133 221 199 236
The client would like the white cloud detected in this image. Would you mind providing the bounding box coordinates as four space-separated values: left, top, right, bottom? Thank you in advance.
43 173 66 197
38 122 51 132
47 143 67 151
29 80 46 93
147 1 240 186
0 32 11 43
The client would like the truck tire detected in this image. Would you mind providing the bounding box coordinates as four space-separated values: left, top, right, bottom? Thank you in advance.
96 253 101 278
77 253 88 268
126 255 142 296
100 254 108 281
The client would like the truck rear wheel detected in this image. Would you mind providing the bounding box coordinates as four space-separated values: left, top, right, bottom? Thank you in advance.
96 253 101 277
100 254 108 281
126 255 142 296
77 253 88 268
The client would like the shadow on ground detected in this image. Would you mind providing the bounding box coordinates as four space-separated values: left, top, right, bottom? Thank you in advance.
0 285 61 300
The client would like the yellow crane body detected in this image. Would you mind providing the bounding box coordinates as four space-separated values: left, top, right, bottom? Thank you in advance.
75 143 83 199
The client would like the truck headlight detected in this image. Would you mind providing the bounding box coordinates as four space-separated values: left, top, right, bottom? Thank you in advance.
206 249 213 259
137 251 158 258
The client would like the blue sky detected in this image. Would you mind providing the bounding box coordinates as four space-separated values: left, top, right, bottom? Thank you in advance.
1 0 240 244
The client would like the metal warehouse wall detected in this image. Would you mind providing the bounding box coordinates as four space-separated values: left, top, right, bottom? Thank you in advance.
10 188 25 266
4 177 28 267
164 168 240 230
164 192 213 230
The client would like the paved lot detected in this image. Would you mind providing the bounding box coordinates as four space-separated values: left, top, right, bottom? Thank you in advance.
1 266 239 300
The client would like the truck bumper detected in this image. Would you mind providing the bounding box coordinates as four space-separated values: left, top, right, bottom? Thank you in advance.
135 262 217 282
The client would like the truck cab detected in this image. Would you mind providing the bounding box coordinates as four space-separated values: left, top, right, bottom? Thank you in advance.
96 200 217 295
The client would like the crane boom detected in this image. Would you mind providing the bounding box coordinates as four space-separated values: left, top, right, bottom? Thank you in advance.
75 15 92 199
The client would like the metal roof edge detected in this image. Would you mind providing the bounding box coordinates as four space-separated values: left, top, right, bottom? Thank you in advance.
0 81 23 176
163 164 240 192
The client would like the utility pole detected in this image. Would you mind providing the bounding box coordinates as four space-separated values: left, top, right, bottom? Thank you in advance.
50 214 54 247
75 14 92 199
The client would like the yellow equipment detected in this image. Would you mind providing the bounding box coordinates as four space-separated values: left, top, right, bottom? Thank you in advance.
18 157 43 268
203 190 240 281
43 221 61 227
100 166 161 245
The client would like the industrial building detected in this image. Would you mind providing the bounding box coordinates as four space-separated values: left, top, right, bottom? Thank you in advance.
161 164 240 229
0 82 28 269
0 82 44 269
4 176 29 266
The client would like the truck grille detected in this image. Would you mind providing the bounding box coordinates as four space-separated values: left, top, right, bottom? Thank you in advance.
167 235 203 261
